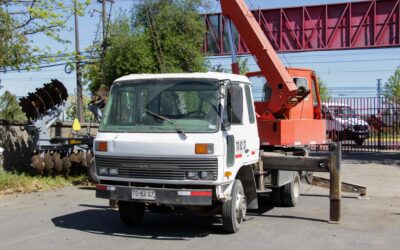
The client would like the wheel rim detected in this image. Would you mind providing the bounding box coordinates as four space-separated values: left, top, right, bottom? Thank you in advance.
235 189 247 224
293 177 300 200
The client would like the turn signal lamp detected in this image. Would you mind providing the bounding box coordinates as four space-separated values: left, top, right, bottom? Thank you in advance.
224 171 232 178
195 143 214 154
96 141 108 152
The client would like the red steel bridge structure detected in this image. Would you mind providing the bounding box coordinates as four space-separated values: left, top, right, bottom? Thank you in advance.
203 0 400 55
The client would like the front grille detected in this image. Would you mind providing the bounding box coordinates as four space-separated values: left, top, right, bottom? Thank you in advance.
353 125 368 131
95 155 218 180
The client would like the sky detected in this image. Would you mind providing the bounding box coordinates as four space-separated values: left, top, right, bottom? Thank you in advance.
0 0 399 99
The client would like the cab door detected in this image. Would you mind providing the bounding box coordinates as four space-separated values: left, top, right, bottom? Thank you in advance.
223 83 259 169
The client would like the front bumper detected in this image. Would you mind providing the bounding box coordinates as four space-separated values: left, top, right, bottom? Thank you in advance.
96 184 213 206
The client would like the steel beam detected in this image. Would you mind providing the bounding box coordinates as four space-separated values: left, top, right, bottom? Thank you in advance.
311 176 367 198
261 143 342 223
204 0 400 55
261 153 330 172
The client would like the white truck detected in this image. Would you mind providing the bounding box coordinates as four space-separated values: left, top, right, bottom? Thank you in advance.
93 0 332 233
94 73 310 232
322 102 370 145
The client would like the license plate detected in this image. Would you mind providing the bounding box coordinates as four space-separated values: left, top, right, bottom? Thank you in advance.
131 189 156 200
359 135 366 138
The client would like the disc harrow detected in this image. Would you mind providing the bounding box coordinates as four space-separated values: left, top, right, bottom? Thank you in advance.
19 79 96 178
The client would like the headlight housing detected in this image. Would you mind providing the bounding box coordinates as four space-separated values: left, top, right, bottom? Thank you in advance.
200 171 214 180
98 167 108 175
186 171 199 180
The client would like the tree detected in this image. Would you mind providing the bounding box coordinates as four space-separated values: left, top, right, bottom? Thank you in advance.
0 0 90 71
65 94 93 122
85 0 206 92
206 57 250 75
0 91 26 121
317 76 330 102
383 67 400 99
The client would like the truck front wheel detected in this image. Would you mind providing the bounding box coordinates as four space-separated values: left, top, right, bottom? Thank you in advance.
118 201 145 226
281 173 300 207
222 179 247 233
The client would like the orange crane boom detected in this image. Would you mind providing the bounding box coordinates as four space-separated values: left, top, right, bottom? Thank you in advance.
220 0 310 119
220 0 326 147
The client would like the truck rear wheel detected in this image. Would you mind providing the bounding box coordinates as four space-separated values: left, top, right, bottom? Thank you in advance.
281 173 300 207
118 201 145 226
222 179 247 233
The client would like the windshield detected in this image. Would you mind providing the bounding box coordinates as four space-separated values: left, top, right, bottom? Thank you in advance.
100 78 220 133
330 106 357 118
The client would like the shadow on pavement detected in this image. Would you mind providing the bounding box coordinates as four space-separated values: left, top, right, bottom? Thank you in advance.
252 214 327 223
248 203 327 223
78 204 110 209
52 209 225 240
341 152 400 166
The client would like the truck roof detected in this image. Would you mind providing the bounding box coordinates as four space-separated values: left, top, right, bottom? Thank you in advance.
114 72 251 84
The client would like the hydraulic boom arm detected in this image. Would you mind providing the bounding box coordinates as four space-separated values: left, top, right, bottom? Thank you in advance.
220 0 309 118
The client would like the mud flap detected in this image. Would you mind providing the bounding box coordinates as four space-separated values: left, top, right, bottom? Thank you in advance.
236 165 258 209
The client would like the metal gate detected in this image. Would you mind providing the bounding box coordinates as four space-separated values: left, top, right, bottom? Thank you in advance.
320 97 400 152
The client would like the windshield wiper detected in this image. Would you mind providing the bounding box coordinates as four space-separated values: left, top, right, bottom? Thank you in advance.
144 108 187 138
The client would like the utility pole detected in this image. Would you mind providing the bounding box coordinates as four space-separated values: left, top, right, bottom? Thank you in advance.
74 1 84 122
100 0 107 87
377 78 382 150
377 79 382 114
102 0 107 40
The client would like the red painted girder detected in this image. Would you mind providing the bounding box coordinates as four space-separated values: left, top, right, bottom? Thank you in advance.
204 0 400 55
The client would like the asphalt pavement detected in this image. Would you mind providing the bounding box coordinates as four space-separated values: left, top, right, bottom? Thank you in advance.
0 153 399 250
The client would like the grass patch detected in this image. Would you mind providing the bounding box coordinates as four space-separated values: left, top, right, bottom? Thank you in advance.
0 172 90 196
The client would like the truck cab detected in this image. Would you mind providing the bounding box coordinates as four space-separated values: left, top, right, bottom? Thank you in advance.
322 102 370 145
94 72 262 232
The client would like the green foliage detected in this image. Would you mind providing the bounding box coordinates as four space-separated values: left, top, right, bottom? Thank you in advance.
0 172 89 195
85 0 206 92
0 8 30 70
0 91 26 121
206 57 250 75
383 67 400 99
65 94 93 122
317 76 330 102
0 0 90 71
238 58 249 75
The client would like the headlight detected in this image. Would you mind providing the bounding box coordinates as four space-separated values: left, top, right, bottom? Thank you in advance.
98 167 108 175
109 168 118 176
186 171 199 180
200 171 213 180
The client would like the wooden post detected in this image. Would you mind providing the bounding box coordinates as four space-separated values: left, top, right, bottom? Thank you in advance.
329 143 341 222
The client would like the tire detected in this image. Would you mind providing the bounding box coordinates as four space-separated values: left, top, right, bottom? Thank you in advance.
222 179 247 233
354 139 364 146
88 159 99 183
118 201 145 226
281 173 301 207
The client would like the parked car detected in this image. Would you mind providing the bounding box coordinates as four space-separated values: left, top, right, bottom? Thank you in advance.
322 103 370 145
